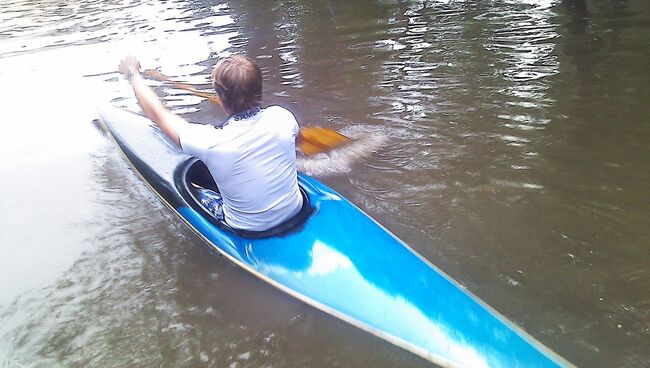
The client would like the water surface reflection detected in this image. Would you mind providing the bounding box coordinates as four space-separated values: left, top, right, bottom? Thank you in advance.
1 0 649 367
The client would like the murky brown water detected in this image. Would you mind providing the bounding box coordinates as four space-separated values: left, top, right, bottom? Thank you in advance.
1 0 649 367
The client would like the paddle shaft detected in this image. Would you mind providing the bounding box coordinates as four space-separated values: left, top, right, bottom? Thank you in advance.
143 69 349 156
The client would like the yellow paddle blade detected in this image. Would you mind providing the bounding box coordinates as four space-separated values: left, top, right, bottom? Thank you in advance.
298 126 350 156
143 69 350 155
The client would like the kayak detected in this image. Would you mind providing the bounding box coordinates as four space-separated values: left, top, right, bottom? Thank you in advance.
96 105 573 368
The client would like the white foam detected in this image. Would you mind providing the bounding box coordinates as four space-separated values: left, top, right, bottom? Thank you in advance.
297 126 387 177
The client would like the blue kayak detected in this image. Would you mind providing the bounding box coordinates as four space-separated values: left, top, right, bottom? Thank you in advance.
97 105 574 368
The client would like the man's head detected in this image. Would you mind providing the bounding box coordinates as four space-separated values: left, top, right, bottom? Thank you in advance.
212 55 262 115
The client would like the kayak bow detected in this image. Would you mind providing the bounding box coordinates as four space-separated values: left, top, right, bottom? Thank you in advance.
96 105 573 368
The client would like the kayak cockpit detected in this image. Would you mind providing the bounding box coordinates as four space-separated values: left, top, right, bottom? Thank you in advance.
176 158 313 238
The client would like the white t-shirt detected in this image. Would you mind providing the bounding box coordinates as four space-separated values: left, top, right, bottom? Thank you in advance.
178 105 303 231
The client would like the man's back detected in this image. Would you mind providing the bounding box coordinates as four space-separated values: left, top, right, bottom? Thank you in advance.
179 105 303 231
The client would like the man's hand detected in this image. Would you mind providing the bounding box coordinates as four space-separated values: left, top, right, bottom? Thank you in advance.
118 56 141 80
117 55 185 147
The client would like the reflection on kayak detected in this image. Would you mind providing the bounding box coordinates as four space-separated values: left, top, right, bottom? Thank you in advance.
97 104 574 368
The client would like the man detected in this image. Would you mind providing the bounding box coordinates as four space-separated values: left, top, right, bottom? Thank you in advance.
118 55 303 232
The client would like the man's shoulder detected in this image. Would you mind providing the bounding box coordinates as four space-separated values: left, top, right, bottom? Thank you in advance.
183 121 225 138
263 105 295 119
182 121 235 145
261 105 298 133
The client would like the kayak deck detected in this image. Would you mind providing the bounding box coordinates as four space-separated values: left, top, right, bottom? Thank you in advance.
97 105 573 368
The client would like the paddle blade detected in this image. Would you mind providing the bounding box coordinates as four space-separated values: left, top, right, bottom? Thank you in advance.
298 126 350 156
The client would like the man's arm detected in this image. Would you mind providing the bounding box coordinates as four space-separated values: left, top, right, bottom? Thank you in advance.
118 56 186 147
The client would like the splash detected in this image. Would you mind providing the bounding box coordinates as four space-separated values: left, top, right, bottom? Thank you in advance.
297 125 387 177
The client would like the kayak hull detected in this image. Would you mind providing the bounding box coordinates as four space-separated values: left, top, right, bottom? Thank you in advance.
97 105 573 368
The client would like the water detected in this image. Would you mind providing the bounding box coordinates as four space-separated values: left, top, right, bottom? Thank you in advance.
1 0 649 366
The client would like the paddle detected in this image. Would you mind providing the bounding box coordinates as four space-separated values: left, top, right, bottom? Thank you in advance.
143 69 350 156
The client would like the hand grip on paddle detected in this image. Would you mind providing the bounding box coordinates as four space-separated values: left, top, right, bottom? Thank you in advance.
143 69 350 156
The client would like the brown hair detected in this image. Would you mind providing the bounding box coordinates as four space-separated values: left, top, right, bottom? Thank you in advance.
212 55 262 114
